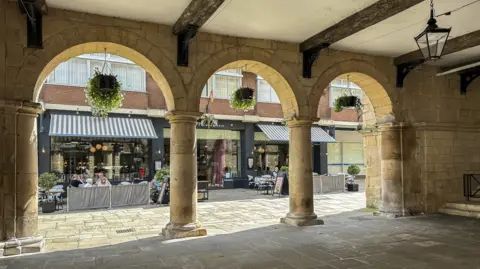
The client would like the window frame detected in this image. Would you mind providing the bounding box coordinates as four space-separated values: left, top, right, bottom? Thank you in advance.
329 81 363 108
201 70 243 100
45 55 146 92
256 76 280 104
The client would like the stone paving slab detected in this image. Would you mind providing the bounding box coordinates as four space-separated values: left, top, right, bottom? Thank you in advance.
36 189 365 252
3 213 480 268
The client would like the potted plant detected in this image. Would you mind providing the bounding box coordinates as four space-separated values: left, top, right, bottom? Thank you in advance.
154 166 170 184
85 69 124 117
38 173 58 213
346 164 360 192
230 87 256 111
280 166 289 175
198 114 218 129
333 95 362 113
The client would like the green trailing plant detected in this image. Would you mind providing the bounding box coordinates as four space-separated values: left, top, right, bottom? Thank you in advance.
280 166 289 173
38 173 58 192
333 95 363 113
85 69 124 117
155 166 170 183
347 164 361 177
198 114 218 129
230 87 256 111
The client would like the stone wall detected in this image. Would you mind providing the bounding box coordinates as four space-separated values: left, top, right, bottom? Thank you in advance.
1 0 480 215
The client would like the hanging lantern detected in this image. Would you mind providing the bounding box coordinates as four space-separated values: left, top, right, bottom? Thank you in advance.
95 144 102 150
90 147 96 153
102 145 108 151
414 0 451 61
258 148 265 154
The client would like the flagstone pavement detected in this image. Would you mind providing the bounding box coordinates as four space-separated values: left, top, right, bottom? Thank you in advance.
38 188 366 252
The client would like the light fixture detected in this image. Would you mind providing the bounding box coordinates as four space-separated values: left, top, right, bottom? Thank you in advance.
102 145 108 151
414 0 451 61
41 146 46 153
95 144 102 150
258 148 265 154
90 147 96 153
157 148 162 154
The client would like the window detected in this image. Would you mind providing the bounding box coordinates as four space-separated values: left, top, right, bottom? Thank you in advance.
257 76 280 103
329 79 363 107
201 69 242 99
46 54 146 92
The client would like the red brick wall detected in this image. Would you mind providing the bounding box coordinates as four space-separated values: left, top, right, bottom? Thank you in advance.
146 73 166 109
41 84 149 109
317 87 360 122
40 72 360 122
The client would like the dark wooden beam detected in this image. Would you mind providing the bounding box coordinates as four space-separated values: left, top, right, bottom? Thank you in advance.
172 0 225 35
395 29 480 65
300 0 423 52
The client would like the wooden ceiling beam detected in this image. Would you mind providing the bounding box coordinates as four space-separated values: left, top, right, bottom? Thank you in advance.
172 0 225 35
300 0 423 52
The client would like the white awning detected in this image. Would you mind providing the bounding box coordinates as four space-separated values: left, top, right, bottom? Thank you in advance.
256 124 335 143
49 114 158 139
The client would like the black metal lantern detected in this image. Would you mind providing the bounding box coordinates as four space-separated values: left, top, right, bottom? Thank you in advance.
414 0 451 61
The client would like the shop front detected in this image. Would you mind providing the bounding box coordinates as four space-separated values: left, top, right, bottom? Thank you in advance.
39 112 158 183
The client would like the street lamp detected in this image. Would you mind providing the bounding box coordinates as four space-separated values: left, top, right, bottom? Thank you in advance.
414 0 451 61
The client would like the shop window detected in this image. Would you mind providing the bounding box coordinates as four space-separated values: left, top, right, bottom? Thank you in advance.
329 79 363 107
50 137 150 182
46 54 146 92
327 141 365 175
163 128 241 186
256 76 280 103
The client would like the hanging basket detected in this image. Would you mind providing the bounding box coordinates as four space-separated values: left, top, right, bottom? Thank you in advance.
85 69 124 117
231 87 256 111
98 74 118 93
333 95 362 113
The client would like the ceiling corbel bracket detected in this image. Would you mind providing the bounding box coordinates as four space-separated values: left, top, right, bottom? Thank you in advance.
18 0 45 49
460 67 480 95
176 24 199 67
395 59 425 88
302 43 330 78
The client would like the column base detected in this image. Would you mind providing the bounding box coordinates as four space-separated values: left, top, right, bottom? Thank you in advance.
380 208 410 218
0 236 45 257
280 213 324 226
161 222 207 239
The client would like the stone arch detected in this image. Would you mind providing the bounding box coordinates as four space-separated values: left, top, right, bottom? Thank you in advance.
310 59 395 125
16 26 186 111
187 47 308 118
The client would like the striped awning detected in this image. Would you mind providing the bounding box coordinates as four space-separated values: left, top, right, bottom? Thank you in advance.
49 114 158 139
256 124 335 143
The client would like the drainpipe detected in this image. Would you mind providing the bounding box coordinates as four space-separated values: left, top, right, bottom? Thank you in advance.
400 122 405 217
12 102 22 240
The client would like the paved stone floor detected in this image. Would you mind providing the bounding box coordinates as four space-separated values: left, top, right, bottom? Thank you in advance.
37 188 365 252
3 212 480 268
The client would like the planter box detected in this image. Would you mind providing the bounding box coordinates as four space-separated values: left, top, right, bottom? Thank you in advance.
347 183 359 192
41 202 55 213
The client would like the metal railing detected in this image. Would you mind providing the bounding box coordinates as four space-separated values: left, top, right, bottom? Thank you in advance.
463 174 480 201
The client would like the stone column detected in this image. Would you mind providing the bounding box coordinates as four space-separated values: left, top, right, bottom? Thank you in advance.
379 124 405 217
281 120 323 226
0 100 45 256
361 129 382 209
162 111 206 239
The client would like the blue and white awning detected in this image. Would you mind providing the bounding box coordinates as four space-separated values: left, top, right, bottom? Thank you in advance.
49 114 158 139
256 124 335 143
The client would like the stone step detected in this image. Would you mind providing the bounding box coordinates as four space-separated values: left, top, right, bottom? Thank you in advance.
443 202 480 212
438 207 480 218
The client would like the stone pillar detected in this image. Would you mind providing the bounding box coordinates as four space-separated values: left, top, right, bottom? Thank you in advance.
361 129 381 209
0 100 45 256
162 111 206 239
380 124 405 217
281 120 323 226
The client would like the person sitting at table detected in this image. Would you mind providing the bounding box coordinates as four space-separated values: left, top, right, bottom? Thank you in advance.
265 167 273 177
96 173 111 186
70 174 84 188
82 178 93 187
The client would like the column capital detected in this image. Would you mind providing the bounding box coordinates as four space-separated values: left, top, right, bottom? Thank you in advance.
165 111 203 124
287 118 314 128
378 122 404 132
0 99 42 116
